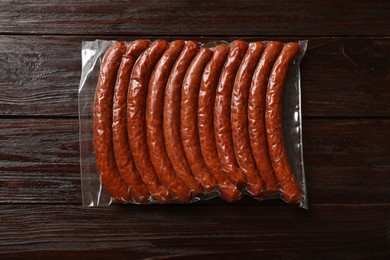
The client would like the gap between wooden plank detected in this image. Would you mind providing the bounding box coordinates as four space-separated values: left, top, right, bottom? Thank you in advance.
1 32 390 38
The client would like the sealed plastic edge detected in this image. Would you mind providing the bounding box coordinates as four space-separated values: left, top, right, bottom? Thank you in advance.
79 40 117 207
297 40 308 209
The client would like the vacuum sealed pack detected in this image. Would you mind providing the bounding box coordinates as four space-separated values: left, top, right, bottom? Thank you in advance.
79 39 308 208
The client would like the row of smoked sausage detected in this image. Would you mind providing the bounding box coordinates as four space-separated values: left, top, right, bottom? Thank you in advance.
93 39 302 204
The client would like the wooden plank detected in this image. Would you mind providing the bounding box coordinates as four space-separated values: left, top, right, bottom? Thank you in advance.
0 204 388 258
303 119 390 203
0 36 80 117
0 118 389 204
0 119 81 203
0 1 389 36
0 36 389 117
302 38 390 117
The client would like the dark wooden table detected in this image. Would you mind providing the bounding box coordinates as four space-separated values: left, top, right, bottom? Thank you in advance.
1 1 389 259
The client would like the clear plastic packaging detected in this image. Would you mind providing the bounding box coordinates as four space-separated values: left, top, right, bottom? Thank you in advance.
78 39 308 208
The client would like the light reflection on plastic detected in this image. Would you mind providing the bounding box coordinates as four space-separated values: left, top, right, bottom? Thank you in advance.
82 48 97 68
294 111 299 121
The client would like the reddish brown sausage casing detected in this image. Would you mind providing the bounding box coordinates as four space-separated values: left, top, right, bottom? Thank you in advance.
113 40 151 204
266 42 301 203
214 40 248 190
181 48 235 199
94 42 131 203
199 45 238 186
197 44 242 201
231 42 265 196
146 40 192 202
128 40 172 203
248 41 282 194
164 41 204 195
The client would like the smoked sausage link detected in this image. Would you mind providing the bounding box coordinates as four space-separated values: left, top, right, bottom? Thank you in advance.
231 42 266 196
196 44 243 200
266 42 301 203
94 42 131 203
146 40 192 202
181 48 238 199
128 40 172 203
113 40 151 204
248 41 282 194
164 41 204 195
199 45 243 187
214 40 248 190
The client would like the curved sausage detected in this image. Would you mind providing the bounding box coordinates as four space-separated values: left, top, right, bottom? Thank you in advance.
94 42 131 203
231 41 265 196
266 42 302 203
128 40 172 203
182 48 234 199
199 45 240 187
146 40 191 203
248 41 282 194
214 40 248 190
164 41 204 195
113 40 151 204
196 45 242 201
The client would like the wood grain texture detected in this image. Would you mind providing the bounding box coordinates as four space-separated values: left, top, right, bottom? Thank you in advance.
1 1 389 257
0 0 389 36
0 119 80 203
1 118 389 204
303 119 390 203
0 36 80 117
302 38 390 117
0 204 388 258
0 36 389 117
